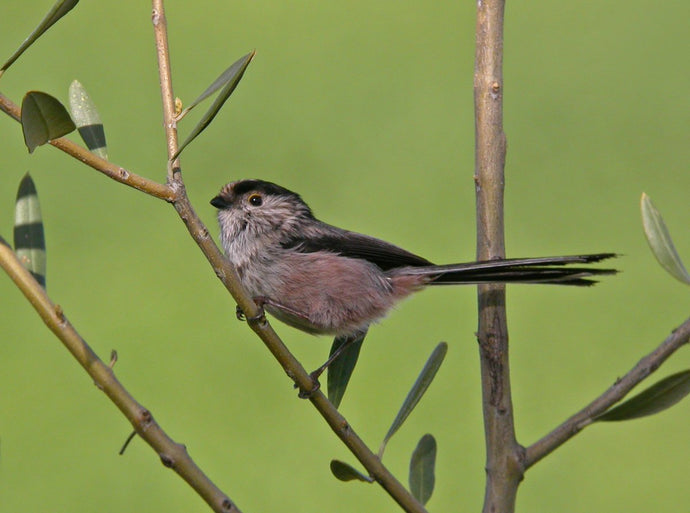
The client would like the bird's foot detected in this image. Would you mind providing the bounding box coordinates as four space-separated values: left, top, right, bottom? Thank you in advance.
296 373 322 399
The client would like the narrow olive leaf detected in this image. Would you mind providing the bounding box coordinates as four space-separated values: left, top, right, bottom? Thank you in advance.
21 91 76 153
330 460 374 483
641 193 690 285
327 331 366 409
596 370 690 422
1 0 79 74
409 434 436 505
172 51 255 160
379 342 447 456
14 173 46 288
68 80 107 159
179 50 256 118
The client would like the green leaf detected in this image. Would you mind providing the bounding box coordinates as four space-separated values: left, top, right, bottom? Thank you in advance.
21 91 76 153
172 51 255 160
380 342 447 456
1 0 79 74
69 80 107 159
327 331 366 409
596 370 690 422
409 434 436 505
179 51 255 116
640 193 690 285
329 460 373 483
14 173 46 288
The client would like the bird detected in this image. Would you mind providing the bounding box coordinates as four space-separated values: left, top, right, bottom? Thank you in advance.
210 179 616 371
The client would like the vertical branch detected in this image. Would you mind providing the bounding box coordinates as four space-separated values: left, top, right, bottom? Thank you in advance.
474 1 523 512
151 0 180 180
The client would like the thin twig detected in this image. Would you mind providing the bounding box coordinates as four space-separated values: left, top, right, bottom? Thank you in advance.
0 93 175 201
119 430 137 455
0 237 241 513
151 1 179 183
474 1 522 513
525 317 690 467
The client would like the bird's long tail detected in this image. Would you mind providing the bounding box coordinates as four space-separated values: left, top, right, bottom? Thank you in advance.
399 253 618 286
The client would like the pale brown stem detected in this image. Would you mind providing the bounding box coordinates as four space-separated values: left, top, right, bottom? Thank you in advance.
0 237 241 513
0 92 174 201
474 1 523 512
525 317 690 467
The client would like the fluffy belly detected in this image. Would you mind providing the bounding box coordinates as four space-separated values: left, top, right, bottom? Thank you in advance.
266 253 395 336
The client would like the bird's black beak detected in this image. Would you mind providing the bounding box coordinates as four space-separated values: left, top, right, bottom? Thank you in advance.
210 195 230 209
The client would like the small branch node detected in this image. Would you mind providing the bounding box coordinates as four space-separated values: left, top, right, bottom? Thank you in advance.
160 453 174 468
490 80 501 99
139 408 154 431
54 304 66 324
168 178 184 197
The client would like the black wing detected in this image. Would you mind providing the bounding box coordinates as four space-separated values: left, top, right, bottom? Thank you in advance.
281 225 433 271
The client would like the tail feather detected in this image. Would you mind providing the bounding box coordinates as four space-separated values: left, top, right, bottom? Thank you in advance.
398 253 618 287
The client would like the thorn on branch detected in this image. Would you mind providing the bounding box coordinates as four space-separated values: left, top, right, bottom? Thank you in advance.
109 350 118 368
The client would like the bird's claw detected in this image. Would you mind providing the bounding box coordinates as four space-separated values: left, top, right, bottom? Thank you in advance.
296 373 321 399
236 299 266 323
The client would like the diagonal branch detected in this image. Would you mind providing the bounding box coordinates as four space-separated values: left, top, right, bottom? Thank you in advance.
0 2 427 512
0 79 427 513
525 316 690 468
0 93 174 201
149 2 426 510
0 237 242 513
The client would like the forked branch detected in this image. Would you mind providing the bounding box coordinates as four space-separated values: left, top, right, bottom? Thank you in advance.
526 317 690 467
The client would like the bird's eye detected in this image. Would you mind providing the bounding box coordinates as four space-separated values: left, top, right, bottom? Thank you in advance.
248 193 263 206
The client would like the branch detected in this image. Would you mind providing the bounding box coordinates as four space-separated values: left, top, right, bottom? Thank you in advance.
0 237 241 513
0 93 174 201
0 78 426 513
0 3 429 510
149 1 427 511
525 316 690 467
151 0 179 183
473 1 522 513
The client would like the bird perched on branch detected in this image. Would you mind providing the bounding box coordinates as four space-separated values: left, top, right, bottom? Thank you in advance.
211 179 616 379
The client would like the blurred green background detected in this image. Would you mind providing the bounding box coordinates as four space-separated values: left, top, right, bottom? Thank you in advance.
1 1 689 512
